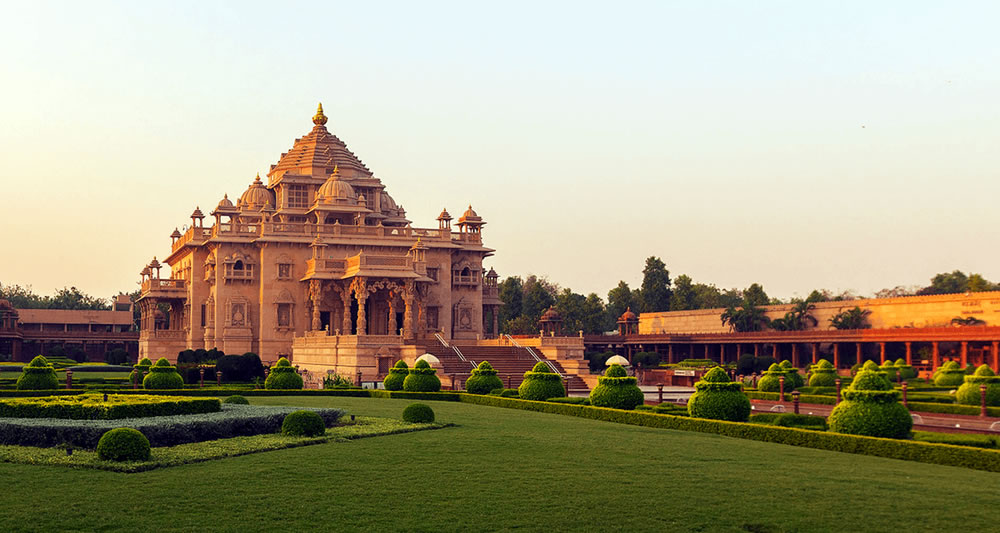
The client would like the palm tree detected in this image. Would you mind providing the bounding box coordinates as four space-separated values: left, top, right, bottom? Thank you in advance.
829 306 871 330
721 303 771 332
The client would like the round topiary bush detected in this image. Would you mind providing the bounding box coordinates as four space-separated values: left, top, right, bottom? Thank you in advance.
382 360 408 391
589 363 644 410
403 360 442 392
828 369 912 439
778 360 804 388
402 402 435 423
956 365 1000 406
687 367 750 422
465 360 504 395
143 358 185 390
518 361 566 401
16 355 59 390
128 357 153 385
265 357 304 390
879 361 900 382
96 427 151 462
894 358 917 380
757 363 795 393
808 359 838 387
281 410 326 437
222 395 250 405
934 361 965 387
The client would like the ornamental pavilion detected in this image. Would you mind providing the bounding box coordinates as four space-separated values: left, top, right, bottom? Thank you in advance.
137 104 503 380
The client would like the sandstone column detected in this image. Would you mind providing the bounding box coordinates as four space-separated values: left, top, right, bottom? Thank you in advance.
341 286 352 335
932 341 940 370
961 341 969 368
388 297 398 335
879 342 886 364
354 278 367 336
309 280 322 331
905 341 912 365
992 341 999 373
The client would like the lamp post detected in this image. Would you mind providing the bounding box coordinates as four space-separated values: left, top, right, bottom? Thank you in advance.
779 375 785 403
835 378 842 406
199 367 205 388
792 390 800 414
901 381 909 409
65 369 73 390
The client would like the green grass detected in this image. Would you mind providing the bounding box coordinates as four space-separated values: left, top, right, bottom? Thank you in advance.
0 396 998 532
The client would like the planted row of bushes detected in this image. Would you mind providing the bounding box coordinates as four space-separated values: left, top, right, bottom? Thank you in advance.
0 394 221 420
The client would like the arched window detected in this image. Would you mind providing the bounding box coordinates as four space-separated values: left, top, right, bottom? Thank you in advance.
234 260 244 271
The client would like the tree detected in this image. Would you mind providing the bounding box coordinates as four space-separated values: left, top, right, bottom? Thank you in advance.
830 307 871 330
742 283 769 308
873 286 917 299
555 289 586 334
669 275 696 311
639 256 671 313
0 283 110 310
805 289 832 303
580 293 611 334
720 295 771 333
497 276 523 330
770 301 817 331
967 274 997 293
521 275 557 321
691 283 724 309
919 270 970 295
606 281 635 325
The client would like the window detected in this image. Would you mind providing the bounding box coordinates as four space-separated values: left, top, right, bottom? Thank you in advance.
277 264 292 280
277 303 291 327
200 304 206 328
287 185 309 208
426 268 439 282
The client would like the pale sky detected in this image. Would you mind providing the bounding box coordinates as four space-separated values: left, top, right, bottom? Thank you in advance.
2 1 999 302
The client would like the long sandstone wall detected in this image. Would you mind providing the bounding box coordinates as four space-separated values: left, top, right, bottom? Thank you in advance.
639 291 1000 334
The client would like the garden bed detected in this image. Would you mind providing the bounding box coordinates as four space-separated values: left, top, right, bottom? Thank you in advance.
0 416 446 473
0 394 221 419
0 405 344 449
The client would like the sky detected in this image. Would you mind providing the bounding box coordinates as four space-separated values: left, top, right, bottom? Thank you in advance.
1 1 999 303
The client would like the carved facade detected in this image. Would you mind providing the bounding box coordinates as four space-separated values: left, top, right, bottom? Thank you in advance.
138 104 501 364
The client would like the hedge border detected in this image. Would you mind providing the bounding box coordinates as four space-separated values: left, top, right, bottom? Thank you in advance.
457 395 1000 473
747 391 1000 417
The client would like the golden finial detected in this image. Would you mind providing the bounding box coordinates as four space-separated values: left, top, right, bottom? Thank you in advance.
331 164 339 176
313 102 328 126
254 172 262 183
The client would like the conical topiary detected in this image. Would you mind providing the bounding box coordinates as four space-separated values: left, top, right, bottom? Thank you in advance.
403 359 441 392
518 361 565 401
143 357 185 389
129 357 153 385
956 364 1000 406
893 358 916 380
879 361 899 382
757 363 795 393
465 360 504 395
265 357 304 390
808 359 838 387
828 369 912 439
934 360 965 387
16 355 59 390
778 360 804 388
589 363 644 410
687 367 750 421
383 360 408 391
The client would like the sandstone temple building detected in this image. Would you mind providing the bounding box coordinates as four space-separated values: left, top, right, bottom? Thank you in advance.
136 105 524 382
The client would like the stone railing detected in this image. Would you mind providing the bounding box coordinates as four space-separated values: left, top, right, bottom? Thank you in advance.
140 278 186 294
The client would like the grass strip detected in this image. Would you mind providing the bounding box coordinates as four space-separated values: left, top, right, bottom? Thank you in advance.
0 416 446 473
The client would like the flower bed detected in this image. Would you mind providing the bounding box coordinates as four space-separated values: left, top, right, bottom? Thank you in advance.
0 405 344 449
0 394 221 420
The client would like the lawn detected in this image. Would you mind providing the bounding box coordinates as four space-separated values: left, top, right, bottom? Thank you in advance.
1 396 998 532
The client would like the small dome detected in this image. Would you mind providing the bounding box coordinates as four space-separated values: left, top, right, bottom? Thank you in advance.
239 174 275 211
619 307 637 321
217 194 234 210
380 191 398 213
458 204 483 225
485 267 498 279
437 208 452 221
540 307 562 322
149 257 161 269
191 206 204 218
317 169 356 203
170 228 182 238
462 205 479 219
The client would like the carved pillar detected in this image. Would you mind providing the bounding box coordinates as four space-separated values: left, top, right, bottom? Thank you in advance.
905 341 912 365
834 343 841 369
492 307 499 339
879 342 886 364
388 295 398 335
402 280 414 339
719 344 725 365
812 343 819 365
932 341 940 370
309 280 322 331
791 343 799 368
992 341 999 373
340 285 352 335
855 342 862 366
961 341 969 368
353 278 367 336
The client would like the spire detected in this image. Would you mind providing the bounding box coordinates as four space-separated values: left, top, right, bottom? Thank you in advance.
313 102 328 126
254 172 262 184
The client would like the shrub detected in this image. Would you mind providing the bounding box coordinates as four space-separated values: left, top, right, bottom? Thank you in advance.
736 354 755 375
465 361 504 395
403 360 441 392
828 369 912 439
809 359 838 387
128 358 153 385
753 356 777 374
687 367 750 422
778 360 804 388
547 396 590 405
956 365 1000 406
383 360 408 391
143 358 184 390
488 388 519 398
104 348 129 366
222 395 250 405
879 361 900 382
96 428 151 461
16 355 59 390
589 364 644 410
265 357 304 390
0 394 220 419
402 402 435 423
632 351 660 368
757 363 795 393
518 361 565 401
894 358 917 380
934 361 966 387
281 410 327 437
216 352 265 382
585 350 616 372
750 413 828 430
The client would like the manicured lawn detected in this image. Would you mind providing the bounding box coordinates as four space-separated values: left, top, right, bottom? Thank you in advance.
1 396 998 532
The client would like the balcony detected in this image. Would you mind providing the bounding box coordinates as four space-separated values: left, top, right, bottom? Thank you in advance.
140 278 186 299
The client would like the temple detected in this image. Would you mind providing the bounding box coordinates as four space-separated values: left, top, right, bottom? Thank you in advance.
136 104 504 381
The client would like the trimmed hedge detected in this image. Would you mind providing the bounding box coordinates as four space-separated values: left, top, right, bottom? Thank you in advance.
222 395 250 405
16 356 59 391
465 361 504 395
403 360 442 392
382 360 408 391
758 363 796 393
402 403 435 423
143 359 184 390
589 364 644 410
808 359 838 387
96 428 151 461
457 394 1000 473
934 361 966 387
687 367 750 422
828 370 912 439
128 358 152 386
518 361 565 401
281 410 326 437
749 413 828 431
265 358 304 390
0 394 221 419
894 358 917 380
778 360 805 388
956 365 1000 407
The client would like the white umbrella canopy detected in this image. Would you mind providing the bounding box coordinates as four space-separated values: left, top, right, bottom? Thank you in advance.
605 355 630 366
416 353 441 367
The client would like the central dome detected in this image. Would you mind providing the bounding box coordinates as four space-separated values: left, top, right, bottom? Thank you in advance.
238 174 275 211
317 169 356 203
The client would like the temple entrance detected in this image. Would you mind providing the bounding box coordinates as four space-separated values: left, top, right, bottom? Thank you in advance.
320 311 331 332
